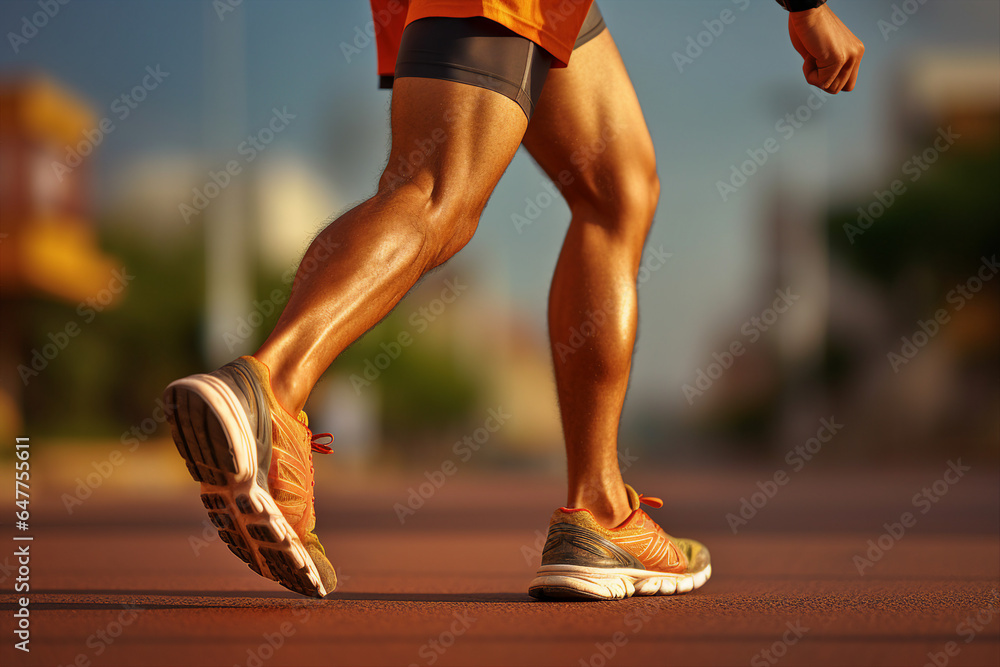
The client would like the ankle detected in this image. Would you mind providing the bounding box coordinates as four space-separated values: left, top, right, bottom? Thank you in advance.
568 482 632 529
271 374 306 417
252 353 307 416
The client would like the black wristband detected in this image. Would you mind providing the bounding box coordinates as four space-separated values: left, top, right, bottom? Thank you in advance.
775 0 828 11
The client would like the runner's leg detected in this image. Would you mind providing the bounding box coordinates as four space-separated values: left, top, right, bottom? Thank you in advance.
256 78 527 413
522 31 660 528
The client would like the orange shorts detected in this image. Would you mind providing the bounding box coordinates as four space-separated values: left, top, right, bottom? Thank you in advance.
370 0 595 78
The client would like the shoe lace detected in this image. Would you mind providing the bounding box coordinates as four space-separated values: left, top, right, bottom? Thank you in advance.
637 493 663 509
305 432 333 494
310 432 334 455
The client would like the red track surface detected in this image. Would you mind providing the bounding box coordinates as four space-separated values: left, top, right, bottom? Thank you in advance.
2 458 998 666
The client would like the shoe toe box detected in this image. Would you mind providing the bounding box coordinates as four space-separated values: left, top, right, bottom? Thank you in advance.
304 539 338 595
674 537 711 575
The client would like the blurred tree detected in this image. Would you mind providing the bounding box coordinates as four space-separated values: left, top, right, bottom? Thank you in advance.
21 222 205 438
829 145 1000 299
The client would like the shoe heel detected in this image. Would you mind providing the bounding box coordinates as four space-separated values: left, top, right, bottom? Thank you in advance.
164 376 328 598
164 377 254 486
528 567 633 600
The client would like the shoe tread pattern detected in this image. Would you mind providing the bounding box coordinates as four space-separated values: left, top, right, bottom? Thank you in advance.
165 383 323 598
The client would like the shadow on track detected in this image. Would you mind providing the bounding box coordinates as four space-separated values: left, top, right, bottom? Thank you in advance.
0 589 533 610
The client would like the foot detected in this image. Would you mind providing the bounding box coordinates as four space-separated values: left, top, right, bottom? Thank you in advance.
163 356 337 597
528 484 711 600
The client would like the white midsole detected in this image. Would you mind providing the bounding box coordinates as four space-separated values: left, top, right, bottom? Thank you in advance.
535 563 710 580
530 563 712 599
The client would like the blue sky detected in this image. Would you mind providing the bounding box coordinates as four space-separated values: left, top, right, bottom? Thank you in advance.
3 0 997 401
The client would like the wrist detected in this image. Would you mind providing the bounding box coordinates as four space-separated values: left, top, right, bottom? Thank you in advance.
789 3 830 27
777 0 828 11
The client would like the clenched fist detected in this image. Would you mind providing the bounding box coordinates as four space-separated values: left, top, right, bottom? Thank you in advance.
788 5 865 93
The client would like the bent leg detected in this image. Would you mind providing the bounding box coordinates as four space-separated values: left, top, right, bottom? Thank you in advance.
256 78 527 413
522 31 660 527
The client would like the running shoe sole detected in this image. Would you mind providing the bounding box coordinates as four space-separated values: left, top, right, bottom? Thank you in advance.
528 563 712 601
164 375 328 598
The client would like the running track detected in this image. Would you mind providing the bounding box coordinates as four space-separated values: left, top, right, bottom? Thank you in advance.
2 448 998 666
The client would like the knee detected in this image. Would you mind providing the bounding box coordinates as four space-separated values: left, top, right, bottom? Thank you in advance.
566 160 660 242
374 175 483 267
621 166 660 231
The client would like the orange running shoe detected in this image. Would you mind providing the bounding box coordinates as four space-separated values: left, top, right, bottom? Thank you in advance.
528 484 711 600
163 356 336 597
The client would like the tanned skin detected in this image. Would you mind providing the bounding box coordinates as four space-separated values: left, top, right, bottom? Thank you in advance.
255 4 864 527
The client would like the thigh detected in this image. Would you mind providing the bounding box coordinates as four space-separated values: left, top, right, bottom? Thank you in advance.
381 76 527 214
522 30 658 220
378 15 543 215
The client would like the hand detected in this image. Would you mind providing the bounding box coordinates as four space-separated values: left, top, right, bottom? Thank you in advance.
788 5 865 94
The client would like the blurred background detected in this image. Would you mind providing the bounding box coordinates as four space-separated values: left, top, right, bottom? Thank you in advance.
0 0 997 480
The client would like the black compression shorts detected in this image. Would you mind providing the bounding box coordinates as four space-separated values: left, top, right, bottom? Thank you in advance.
380 2 606 119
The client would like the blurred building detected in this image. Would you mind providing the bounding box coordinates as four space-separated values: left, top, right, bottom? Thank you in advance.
0 75 122 299
455 292 564 459
684 50 1000 462
0 74 122 440
893 51 1000 157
